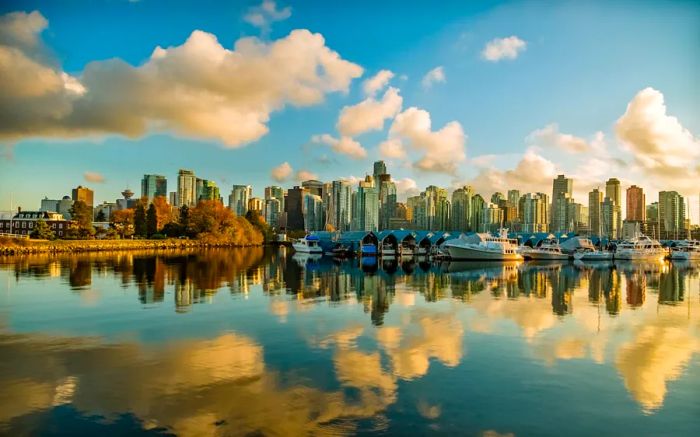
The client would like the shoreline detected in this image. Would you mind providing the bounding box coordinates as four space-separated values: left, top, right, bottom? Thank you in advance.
0 238 266 255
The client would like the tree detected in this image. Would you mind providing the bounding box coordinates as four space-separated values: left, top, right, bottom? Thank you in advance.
30 220 55 240
111 209 134 238
152 196 172 230
95 210 107 222
245 210 273 242
179 204 190 228
68 200 95 239
147 203 158 236
134 203 147 237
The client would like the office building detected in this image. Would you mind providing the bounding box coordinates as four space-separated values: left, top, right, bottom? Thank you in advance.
451 186 473 231
228 185 252 216
301 180 324 197
353 176 379 231
72 185 94 209
520 192 549 233
481 203 504 233
264 198 281 228
626 185 645 222
303 193 324 231
551 175 573 233
40 196 74 219
141 174 167 201
659 191 686 239
248 197 264 214
327 180 352 231
177 169 197 207
284 186 307 231
197 179 220 202
588 189 603 236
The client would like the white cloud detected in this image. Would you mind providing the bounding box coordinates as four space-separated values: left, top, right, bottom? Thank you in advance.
312 133 367 160
0 11 363 147
421 66 445 89
271 162 293 182
467 148 558 196
362 69 394 97
481 36 527 62
527 123 603 154
336 87 402 137
389 107 466 174
378 138 406 160
296 169 318 181
83 171 105 183
244 1 291 30
395 177 419 197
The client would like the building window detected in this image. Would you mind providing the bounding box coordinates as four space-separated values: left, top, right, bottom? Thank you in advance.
21 222 26 229
58 231 63 236
28 222 33 229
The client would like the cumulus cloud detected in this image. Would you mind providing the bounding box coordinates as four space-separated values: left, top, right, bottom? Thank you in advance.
0 11 363 147
395 177 420 198
244 1 291 30
271 162 293 182
378 138 407 160
467 148 558 196
481 36 527 61
527 123 603 154
83 171 105 183
311 133 367 159
421 66 445 89
296 169 318 181
336 87 402 137
388 107 466 174
362 69 394 97
615 87 700 173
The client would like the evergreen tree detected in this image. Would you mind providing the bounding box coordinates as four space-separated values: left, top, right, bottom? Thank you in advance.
95 210 107 222
68 200 95 239
30 220 55 240
134 203 147 237
146 203 158 236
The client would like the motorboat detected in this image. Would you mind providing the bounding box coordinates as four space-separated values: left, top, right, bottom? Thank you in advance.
331 244 353 258
292 235 323 254
444 229 522 261
614 235 666 261
380 243 396 257
573 248 614 261
523 240 569 261
669 240 700 261
399 245 415 257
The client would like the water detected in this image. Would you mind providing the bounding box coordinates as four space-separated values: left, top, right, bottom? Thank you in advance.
0 248 699 436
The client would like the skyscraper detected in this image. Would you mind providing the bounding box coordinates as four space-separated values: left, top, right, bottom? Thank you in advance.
481 203 503 232
470 194 486 232
373 160 387 182
551 175 573 233
377 174 397 230
659 191 686 239
263 198 281 228
588 189 603 236
72 185 94 208
284 186 306 231
602 196 621 239
301 180 324 197
605 178 622 238
626 185 645 222
605 178 621 206
141 174 167 201
303 193 324 231
451 186 473 231
228 185 252 216
197 179 220 202
327 180 352 231
520 193 549 233
264 186 285 210
177 169 197 207
353 176 379 231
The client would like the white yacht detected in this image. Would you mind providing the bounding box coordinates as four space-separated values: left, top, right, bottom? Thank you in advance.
670 240 700 261
292 235 323 254
444 229 522 261
614 235 666 261
380 243 396 257
573 249 613 261
523 239 570 261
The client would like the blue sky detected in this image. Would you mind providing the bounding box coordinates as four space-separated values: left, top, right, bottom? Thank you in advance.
0 0 698 218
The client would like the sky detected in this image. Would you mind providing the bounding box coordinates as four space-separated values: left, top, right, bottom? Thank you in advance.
0 0 699 220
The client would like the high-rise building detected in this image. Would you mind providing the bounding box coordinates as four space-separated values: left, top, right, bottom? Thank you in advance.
424 185 448 230
327 180 352 231
604 178 622 238
72 185 94 208
659 191 686 239
481 203 504 233
228 185 252 216
303 193 324 231
407 194 425 229
40 196 74 219
117 188 136 210
177 169 197 207
284 186 306 231
645 202 660 238
551 175 573 233
301 180 324 197
602 197 621 239
377 174 397 230
451 186 473 231
470 194 486 232
353 176 379 231
197 179 220 202
520 193 549 233
264 186 285 211
626 185 645 222
248 197 264 214
169 192 178 206
588 189 603 236
605 178 621 206
263 198 281 228
491 192 505 205
373 160 387 181
141 174 167 201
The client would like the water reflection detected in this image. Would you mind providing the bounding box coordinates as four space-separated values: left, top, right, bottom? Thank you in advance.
1 250 699 435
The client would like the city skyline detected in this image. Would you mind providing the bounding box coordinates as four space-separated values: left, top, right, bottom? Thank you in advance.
1 1 699 220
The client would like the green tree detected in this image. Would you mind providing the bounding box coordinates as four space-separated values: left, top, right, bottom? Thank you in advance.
95 210 107 222
245 210 273 242
146 203 158 237
134 203 147 237
30 220 55 240
68 200 95 239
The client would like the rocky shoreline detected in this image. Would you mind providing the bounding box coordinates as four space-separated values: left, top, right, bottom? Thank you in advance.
0 239 264 255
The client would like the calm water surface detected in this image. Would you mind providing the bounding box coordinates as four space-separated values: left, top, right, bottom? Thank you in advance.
1 248 699 436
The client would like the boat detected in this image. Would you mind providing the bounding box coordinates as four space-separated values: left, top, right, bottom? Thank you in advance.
614 235 666 261
292 235 323 254
331 244 353 258
360 243 377 257
443 229 522 261
380 243 396 257
523 239 569 261
399 245 414 257
669 240 700 261
573 250 613 261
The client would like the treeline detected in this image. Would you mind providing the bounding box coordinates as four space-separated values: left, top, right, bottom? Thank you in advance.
31 198 270 246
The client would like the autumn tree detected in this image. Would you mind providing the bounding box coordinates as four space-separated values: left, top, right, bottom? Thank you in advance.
146 203 158 236
111 209 134 238
152 196 172 230
30 220 55 240
67 200 95 239
134 203 147 237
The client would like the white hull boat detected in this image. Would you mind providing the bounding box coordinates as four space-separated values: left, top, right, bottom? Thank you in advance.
669 241 700 261
444 229 522 261
614 235 665 261
523 240 569 261
573 251 613 261
292 235 323 254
